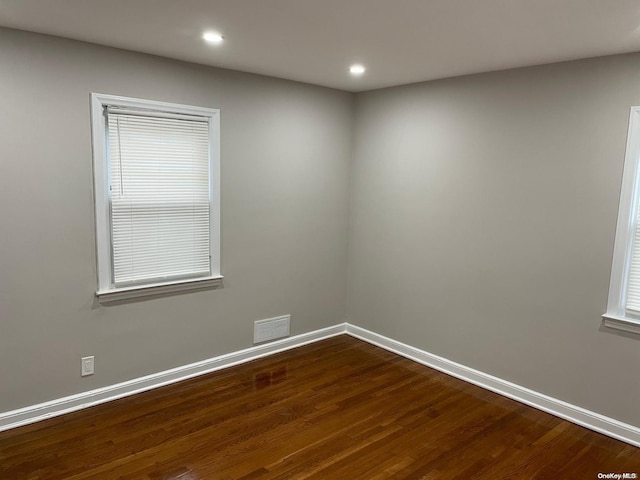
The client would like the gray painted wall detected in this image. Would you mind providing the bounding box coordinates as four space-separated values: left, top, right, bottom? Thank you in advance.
349 54 640 426
0 28 352 412
2 26 640 430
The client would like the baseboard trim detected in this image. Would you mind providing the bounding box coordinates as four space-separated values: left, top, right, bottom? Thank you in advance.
4 322 640 448
345 323 640 448
0 323 347 432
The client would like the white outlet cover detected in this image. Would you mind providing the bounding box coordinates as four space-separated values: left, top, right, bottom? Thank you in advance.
81 356 94 376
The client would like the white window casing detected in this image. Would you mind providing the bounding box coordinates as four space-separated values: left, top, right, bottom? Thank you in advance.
91 93 222 303
603 106 640 334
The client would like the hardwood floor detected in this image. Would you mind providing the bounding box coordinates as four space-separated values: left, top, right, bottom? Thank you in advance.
1 335 639 479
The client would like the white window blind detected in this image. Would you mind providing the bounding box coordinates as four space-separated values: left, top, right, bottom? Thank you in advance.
626 203 640 314
107 110 211 286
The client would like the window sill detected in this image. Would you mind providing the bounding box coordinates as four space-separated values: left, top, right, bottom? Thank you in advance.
96 276 223 304
602 313 640 335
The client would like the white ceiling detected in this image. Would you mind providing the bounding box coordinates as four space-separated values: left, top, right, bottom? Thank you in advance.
2 0 640 92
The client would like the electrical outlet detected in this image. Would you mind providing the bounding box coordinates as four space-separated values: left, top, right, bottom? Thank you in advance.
254 315 291 344
81 356 94 377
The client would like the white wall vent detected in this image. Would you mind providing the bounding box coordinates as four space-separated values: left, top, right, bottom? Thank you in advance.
254 315 291 344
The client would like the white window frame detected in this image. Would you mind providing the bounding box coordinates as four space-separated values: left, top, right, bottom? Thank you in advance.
90 93 222 303
603 106 640 334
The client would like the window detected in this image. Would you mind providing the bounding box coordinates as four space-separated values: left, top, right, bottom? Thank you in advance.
604 106 640 334
91 94 221 302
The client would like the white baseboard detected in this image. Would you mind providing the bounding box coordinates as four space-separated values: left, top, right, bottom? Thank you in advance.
0 323 347 432
4 321 640 449
345 323 640 448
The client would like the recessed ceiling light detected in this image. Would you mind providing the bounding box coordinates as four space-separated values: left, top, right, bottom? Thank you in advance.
203 32 224 44
349 64 366 75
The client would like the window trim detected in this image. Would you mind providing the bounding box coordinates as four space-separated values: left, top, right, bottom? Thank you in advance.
603 106 640 334
90 93 222 303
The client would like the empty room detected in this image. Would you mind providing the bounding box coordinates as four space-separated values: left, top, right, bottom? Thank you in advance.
2 0 640 478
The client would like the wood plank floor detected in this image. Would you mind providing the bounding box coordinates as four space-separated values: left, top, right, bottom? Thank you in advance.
1 335 639 479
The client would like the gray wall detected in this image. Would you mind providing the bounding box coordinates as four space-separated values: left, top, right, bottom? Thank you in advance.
349 55 640 426
3 25 640 430
0 28 352 412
